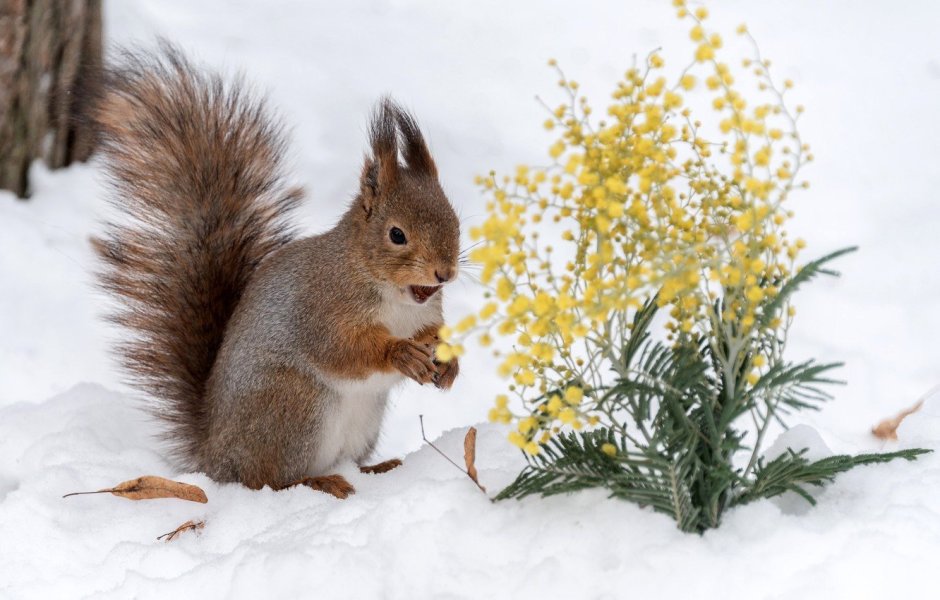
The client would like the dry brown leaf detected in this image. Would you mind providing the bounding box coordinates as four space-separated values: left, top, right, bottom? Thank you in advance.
419 415 487 495
463 427 485 492
157 519 205 542
63 476 208 503
872 399 924 441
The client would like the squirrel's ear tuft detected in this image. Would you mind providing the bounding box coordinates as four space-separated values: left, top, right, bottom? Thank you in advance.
394 106 437 178
370 98 399 183
360 97 438 215
360 98 400 217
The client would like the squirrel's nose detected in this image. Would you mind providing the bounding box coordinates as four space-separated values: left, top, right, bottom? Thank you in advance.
435 268 455 284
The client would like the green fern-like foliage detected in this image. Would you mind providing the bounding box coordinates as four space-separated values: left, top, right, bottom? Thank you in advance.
497 250 930 533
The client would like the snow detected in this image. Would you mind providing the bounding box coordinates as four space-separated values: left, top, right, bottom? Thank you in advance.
1 1 939 598
763 425 834 515
1 384 937 598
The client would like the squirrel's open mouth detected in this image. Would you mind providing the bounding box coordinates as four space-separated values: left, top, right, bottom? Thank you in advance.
409 285 441 304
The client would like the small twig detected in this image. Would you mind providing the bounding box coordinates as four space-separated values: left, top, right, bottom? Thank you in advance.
419 415 488 495
157 519 205 542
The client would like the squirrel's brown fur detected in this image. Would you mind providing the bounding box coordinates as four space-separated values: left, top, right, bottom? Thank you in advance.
93 43 460 494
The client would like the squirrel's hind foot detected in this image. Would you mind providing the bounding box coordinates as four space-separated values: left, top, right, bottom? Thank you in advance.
359 458 403 475
279 474 356 499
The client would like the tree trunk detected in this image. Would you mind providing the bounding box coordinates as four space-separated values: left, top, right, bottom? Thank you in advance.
0 0 102 199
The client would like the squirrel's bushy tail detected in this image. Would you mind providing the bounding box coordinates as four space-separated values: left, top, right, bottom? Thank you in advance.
93 42 301 465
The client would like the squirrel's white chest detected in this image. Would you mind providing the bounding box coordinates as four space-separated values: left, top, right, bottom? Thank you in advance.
376 291 440 338
306 295 438 474
307 373 400 475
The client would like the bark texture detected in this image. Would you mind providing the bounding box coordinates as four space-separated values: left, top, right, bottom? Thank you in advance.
0 0 101 198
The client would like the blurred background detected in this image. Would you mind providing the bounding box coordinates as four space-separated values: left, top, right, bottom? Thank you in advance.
1 0 938 458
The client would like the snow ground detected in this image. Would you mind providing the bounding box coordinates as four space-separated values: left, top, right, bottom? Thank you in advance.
1 1 939 598
1 384 938 599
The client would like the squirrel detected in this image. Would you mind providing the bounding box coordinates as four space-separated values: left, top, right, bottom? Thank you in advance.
92 43 461 498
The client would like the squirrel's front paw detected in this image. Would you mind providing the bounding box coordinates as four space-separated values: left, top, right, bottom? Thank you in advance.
412 328 440 347
389 339 437 385
433 357 459 390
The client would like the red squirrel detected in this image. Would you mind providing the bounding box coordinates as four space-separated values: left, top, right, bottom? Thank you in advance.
92 43 460 498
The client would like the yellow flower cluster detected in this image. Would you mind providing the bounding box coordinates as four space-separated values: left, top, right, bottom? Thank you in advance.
440 2 811 454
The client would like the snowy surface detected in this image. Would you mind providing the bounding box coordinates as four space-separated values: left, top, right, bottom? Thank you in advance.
1 1 939 598
1 385 938 599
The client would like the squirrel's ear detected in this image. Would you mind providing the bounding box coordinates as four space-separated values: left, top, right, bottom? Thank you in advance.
394 108 437 178
359 156 378 218
360 99 400 218
359 155 398 219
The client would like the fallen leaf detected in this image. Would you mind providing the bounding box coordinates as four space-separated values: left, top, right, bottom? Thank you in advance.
63 476 208 503
464 427 485 491
872 399 924 441
157 519 205 542
419 415 487 495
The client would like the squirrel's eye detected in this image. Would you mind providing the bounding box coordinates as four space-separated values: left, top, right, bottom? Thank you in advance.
389 227 407 245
